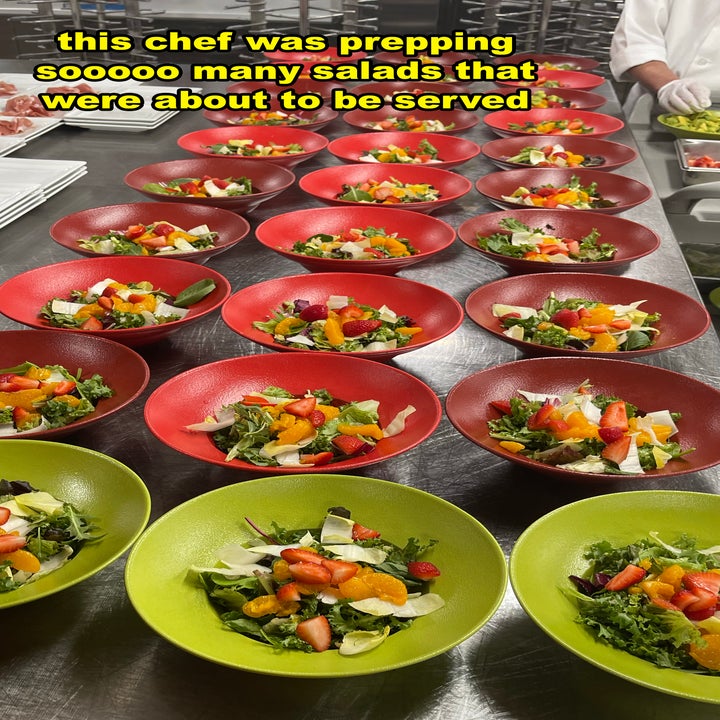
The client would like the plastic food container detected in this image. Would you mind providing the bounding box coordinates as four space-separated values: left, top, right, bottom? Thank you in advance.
675 138 720 184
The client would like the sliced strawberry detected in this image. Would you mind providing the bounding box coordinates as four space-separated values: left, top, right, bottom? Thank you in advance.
547 418 570 434
124 224 147 239
309 410 326 428
276 581 301 603
332 435 369 456
138 236 169 249
683 572 720 595
79 316 103 331
283 396 316 417
341 319 382 337
8 375 40 390
603 563 646 591
298 304 328 321
352 522 380 540
320 558 358 583
598 426 625 445
0 534 26 553
549 308 580 330
599 400 629 431
288 561 333 585
600 435 632 466
12 407 41 431
526 402 556 430
685 588 718 613
280 548 323 564
337 304 364 321
127 293 148 303
299 451 334 466
0 507 10 525
101 286 118 298
296 615 332 652
52 380 76 396
670 589 701 611
685 605 717 622
152 222 175 236
650 597 681 612
489 399 512 415
407 561 441 581
97 296 113 311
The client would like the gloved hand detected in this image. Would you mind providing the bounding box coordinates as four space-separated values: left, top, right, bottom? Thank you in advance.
657 78 711 115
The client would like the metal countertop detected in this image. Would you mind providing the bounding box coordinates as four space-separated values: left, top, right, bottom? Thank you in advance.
1 62 720 719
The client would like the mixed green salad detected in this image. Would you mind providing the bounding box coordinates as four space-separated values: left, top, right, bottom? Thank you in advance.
185 385 416 467
0 479 102 592
0 361 112 434
476 217 616 263
488 382 693 474
192 506 443 654
252 295 422 352
492 293 661 352
291 226 419 260
359 139 440 164
568 534 720 673
41 277 216 331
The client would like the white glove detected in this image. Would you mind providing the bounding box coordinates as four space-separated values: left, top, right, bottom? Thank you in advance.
657 78 711 115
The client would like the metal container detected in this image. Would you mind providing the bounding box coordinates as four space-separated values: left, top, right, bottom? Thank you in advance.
675 138 720 184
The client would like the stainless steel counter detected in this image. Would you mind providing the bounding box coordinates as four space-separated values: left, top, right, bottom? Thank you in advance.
2 62 720 719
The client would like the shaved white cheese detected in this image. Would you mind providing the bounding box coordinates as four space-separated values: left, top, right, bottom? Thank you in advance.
382 405 416 438
578 394 602 425
202 179 227 197
216 542 268 567
260 432 318 459
139 310 157 326
51 299 86 316
339 241 372 258
558 455 607 473
189 563 271 576
187 224 211 235
327 295 349 310
377 305 398 323
349 592 444 617
491 303 537 319
283 333 315 346
618 436 643 473
172 237 198 253
323 544 387 564
1 514 30 535
363 340 397 352
353 399 380 415
338 626 391 655
28 546 73 581
652 446 673 470
86 278 117 299
517 390 561 403
185 406 235 432
273 450 306 467
154 302 189 319
547 253 577 263
503 325 525 341
0 423 16 437
644 410 679 438
244 542 304 557
14 491 64 515
359 154 380 163
320 514 355 544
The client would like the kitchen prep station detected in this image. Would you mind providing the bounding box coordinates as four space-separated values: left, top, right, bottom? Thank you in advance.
2 52 720 720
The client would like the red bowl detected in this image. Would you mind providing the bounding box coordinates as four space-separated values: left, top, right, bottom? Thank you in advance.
0 256 232 347
123 158 295 214
496 69 605 91
483 108 624 139
299 163 472 214
0 329 149 439
498 53 600 71
203 105 338 132
176 126 328 168
457 209 661 273
144 351 441 473
254 205 456 274
343 108 478 135
350 80 464 102
481 135 637 171
474 168 652 214
491 86 607 111
373 50 478 67
263 48 367 67
50 201 251 262
445 357 720 481
226 78 344 99
221 272 464 361
464 272 710 357
327 131 481 170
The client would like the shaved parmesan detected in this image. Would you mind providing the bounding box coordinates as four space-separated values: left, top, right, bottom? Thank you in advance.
349 592 445 617
382 405 416 437
323 544 387 564
320 514 355 544
338 627 391 655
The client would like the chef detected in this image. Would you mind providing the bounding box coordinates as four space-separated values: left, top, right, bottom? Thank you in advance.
609 0 720 117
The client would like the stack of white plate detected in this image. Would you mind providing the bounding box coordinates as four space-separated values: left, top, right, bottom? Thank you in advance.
0 158 87 229
0 136 27 156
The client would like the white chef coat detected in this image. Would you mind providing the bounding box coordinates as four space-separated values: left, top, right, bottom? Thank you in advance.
610 0 720 114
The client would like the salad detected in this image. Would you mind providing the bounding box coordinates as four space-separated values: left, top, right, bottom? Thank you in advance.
291 226 418 259
203 139 305 157
41 277 216 331
487 381 693 474
231 110 318 126
505 143 604 168
476 218 616 263
0 479 102 592
508 118 593 135
567 533 720 673
518 77 563 88
141 175 254 198
358 139 440 164
366 115 455 132
192 506 443 654
252 295 422 352
529 90 574 109
0 361 112 434
500 175 617 209
186 385 416 467
492 293 661 352
76 220 218 256
661 109 720 134
337 178 440 204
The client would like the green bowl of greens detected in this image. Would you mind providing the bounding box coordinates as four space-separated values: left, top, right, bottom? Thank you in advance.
510 491 720 704
124 474 507 677
658 110 720 139
0 440 150 609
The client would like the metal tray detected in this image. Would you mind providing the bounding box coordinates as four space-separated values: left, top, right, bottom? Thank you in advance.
675 138 720 184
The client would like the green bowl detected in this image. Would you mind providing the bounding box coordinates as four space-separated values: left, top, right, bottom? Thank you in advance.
124 474 507 677
658 112 720 139
510 491 720 704
0 440 151 609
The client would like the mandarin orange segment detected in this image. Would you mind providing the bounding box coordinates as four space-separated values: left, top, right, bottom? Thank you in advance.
337 576 375 600
690 634 720 670
362 572 408 605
